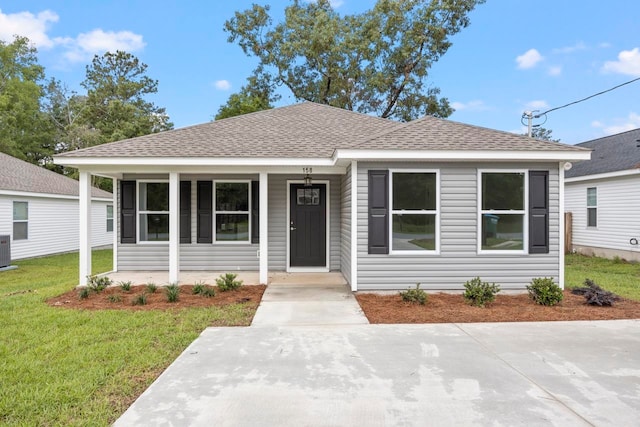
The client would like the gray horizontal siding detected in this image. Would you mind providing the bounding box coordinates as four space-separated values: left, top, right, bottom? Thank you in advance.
340 165 352 283
357 162 560 290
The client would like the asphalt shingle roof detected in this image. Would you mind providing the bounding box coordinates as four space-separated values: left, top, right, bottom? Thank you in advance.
0 152 112 198
56 102 586 160
565 128 640 178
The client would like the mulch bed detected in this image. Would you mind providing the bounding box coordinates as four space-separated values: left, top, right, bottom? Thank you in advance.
355 290 640 323
47 285 266 311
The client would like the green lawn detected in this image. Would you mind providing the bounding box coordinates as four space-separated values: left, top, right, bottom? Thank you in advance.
0 250 255 426
565 253 640 301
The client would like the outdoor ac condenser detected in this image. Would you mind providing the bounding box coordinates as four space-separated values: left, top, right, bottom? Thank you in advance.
0 235 10 268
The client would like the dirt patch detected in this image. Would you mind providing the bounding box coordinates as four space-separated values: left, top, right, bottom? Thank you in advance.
356 290 640 323
47 285 266 311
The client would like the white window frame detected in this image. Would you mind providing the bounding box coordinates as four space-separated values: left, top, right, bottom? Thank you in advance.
477 169 528 254
106 204 114 232
12 201 28 241
137 180 170 244
213 179 251 244
586 187 597 228
389 169 440 255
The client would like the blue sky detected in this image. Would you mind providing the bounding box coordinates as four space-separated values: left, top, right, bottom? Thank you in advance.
2 0 639 144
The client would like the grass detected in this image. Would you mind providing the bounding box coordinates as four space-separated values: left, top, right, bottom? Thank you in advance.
565 253 640 301
0 249 256 426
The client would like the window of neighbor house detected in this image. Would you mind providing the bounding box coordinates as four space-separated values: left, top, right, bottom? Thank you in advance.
479 171 526 252
106 205 113 232
214 181 250 243
13 201 28 240
587 187 597 227
390 171 439 253
138 181 169 242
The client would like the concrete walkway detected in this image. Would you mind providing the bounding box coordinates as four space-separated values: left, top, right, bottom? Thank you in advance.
115 320 640 426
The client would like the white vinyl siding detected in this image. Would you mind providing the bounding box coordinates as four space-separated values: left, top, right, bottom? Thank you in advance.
340 165 352 284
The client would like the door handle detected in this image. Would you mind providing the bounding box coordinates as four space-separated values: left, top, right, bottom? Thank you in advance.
290 221 296 231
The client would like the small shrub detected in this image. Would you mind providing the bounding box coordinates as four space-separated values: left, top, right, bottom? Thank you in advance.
527 277 563 306
165 283 180 303
108 294 122 303
572 279 620 306
192 282 206 295
193 282 215 298
400 283 428 305
118 281 132 292
87 275 111 293
216 273 243 291
463 277 500 307
132 293 147 306
78 287 90 300
146 282 158 293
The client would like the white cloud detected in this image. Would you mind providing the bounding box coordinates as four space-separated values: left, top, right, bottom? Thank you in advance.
524 100 549 110
598 42 611 49
516 48 543 69
598 112 640 135
552 42 586 54
61 29 145 62
214 80 231 91
602 48 640 77
0 8 59 47
548 66 562 76
591 120 603 128
451 100 489 112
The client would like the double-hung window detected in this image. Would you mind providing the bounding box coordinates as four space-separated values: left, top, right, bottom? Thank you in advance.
138 181 169 242
106 205 114 232
587 187 597 227
479 171 526 252
13 201 28 240
390 170 439 253
214 181 250 243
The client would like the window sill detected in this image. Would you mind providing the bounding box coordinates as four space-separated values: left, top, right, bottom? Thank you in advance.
389 250 440 256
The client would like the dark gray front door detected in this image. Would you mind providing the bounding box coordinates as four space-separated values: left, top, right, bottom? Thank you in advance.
290 184 326 267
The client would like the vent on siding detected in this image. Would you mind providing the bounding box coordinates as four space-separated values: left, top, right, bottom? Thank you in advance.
0 235 10 268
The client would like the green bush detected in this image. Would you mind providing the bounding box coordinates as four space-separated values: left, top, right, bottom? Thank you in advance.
78 287 90 300
193 282 215 298
118 281 132 292
527 277 563 306
132 293 147 306
165 284 180 303
216 273 243 291
107 294 122 303
145 282 158 293
400 283 428 305
463 277 500 307
86 275 111 293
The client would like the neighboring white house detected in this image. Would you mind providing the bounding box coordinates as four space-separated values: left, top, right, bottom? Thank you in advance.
0 152 114 261
565 128 640 261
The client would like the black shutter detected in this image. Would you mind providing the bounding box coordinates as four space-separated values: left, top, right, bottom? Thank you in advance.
197 181 212 243
120 180 136 244
529 170 549 254
180 181 191 244
368 170 389 254
251 180 259 244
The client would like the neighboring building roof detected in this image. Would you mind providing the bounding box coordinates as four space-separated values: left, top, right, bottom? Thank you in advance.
565 128 640 178
55 102 587 161
0 152 112 198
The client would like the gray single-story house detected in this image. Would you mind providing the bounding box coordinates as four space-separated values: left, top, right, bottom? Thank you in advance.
0 152 113 261
54 102 589 290
565 128 640 261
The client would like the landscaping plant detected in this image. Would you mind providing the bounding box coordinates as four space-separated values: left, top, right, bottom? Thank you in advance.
193 282 216 298
572 279 620 306
78 287 90 300
132 293 148 306
400 283 428 305
146 282 158 293
463 277 500 307
216 273 243 291
119 281 132 292
527 277 563 306
87 275 112 293
165 284 180 303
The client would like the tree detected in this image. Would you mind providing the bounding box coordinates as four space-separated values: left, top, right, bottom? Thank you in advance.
0 36 53 163
527 127 560 142
224 0 485 121
80 51 172 144
215 69 281 119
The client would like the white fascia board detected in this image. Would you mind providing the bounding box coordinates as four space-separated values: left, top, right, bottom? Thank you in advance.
0 189 112 202
334 149 592 162
565 168 640 183
53 156 337 167
64 165 346 176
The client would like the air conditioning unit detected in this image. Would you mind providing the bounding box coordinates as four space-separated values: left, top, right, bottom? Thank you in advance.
0 235 10 268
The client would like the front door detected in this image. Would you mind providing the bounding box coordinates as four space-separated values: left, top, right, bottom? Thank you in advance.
290 183 326 267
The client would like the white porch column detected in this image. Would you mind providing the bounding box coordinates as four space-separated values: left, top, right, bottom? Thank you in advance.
559 162 565 289
169 172 180 284
112 177 118 272
350 160 358 291
79 171 92 286
259 172 269 284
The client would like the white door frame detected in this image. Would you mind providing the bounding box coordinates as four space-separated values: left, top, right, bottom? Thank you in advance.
286 180 330 272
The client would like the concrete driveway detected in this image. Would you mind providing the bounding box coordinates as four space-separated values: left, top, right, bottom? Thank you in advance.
115 320 640 426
